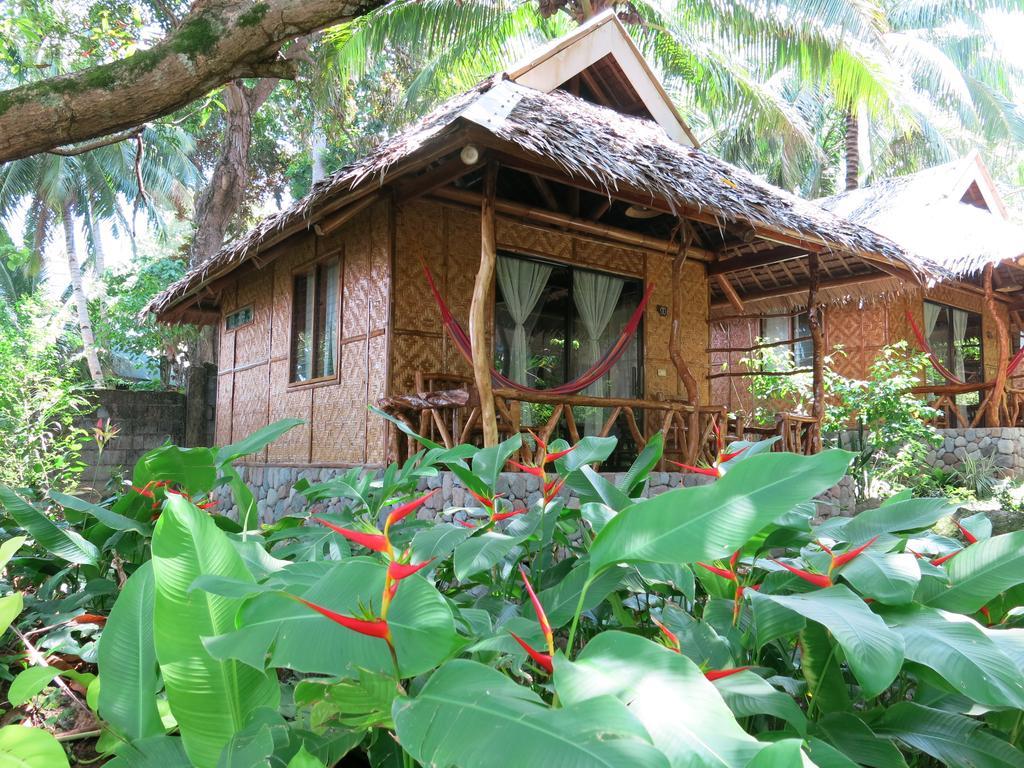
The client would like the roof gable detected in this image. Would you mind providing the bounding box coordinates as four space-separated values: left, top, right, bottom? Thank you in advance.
505 12 697 146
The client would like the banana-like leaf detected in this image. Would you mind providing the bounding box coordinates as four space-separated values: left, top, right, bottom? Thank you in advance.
875 702 1024 767
750 586 904 698
590 451 852 575
98 561 163 741
926 531 1024 613
742 739 816 767
0 593 23 636
49 491 152 536
836 551 920 605
216 419 304 465
555 631 763 767
152 496 279 768
880 605 1024 709
711 670 808 736
0 485 98 566
0 536 26 570
817 498 955 542
453 531 520 581
811 712 908 767
0 725 69 768
393 658 670 768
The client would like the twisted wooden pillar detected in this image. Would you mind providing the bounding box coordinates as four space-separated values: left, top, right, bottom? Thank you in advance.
471 162 499 446
671 226 701 461
807 254 825 451
984 263 1010 427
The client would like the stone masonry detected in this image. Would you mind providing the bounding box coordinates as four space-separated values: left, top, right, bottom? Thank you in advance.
921 427 1024 473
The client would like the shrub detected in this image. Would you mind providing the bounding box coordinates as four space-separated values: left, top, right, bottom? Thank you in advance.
0 419 1022 767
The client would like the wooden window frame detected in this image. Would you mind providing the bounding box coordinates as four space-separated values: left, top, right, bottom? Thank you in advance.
923 299 984 382
287 252 344 389
224 305 254 332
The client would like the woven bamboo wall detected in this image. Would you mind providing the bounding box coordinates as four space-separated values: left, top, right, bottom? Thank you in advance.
389 199 711 402
709 317 759 412
215 200 393 467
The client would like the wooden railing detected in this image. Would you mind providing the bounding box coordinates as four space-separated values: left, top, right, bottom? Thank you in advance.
378 372 824 467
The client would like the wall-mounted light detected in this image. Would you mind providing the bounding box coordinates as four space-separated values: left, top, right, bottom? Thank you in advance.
460 144 481 165
657 304 669 316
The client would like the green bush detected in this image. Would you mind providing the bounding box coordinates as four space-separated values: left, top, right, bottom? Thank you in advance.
0 419 1022 766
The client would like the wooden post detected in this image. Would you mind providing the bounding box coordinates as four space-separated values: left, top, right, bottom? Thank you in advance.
984 263 1010 427
471 162 500 446
670 226 701 462
807 254 825 451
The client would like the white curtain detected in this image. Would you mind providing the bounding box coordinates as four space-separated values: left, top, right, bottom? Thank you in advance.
923 302 941 340
952 308 969 382
574 270 624 434
497 256 552 385
320 262 340 377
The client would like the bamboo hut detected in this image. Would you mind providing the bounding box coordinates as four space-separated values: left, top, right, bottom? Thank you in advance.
149 12 933 470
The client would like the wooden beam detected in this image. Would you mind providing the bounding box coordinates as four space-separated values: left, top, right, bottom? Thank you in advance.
313 193 381 237
530 174 560 211
431 186 714 260
984 263 1011 427
707 245 807 275
472 163 500 446
393 152 483 202
709 271 896 309
714 274 745 313
808 253 824 450
589 198 612 221
670 231 701 462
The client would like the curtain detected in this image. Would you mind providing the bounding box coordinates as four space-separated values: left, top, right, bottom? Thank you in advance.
320 261 340 377
952 308 969 382
497 256 552 385
923 302 941 340
574 270 624 434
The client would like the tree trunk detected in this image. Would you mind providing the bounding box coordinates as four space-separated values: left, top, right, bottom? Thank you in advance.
471 162 499 446
844 110 859 191
86 201 106 276
64 206 104 386
311 120 328 185
0 0 387 163
807 254 825 451
984 264 1009 427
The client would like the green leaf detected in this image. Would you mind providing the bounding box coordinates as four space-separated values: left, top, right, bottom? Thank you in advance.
141 445 217 495
579 466 633 511
926 531 1024 613
216 419 304 465
0 485 99 566
555 631 762 767
812 712 908 767
750 586 904 698
410 522 472 564
0 725 69 768
554 435 617 473
805 738 858 768
9 667 62 706
393 659 670 768
105 735 188 768
49 491 152 536
205 559 460 678
819 497 955 542
749 593 805 649
537 560 624 628
98 561 163 740
836 552 920 605
874 702 1024 767
880 605 1024 709
221 464 258 532
742 740 815 768
190 575 276 600
0 593 23 637
590 451 852 574
470 434 522 489
152 495 280 768
453 531 519 581
286 746 325 768
711 670 807 736
0 536 26 570
617 432 663 497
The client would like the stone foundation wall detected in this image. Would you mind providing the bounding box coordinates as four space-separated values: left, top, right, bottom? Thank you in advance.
209 464 859 525
921 428 1024 473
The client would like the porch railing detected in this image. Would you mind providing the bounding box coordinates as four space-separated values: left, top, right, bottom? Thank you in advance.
378 371 822 468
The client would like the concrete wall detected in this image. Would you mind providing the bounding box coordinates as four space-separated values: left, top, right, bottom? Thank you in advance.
77 389 186 493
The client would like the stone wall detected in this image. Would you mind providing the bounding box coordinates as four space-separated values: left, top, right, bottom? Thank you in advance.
77 390 186 494
922 427 1024 473
209 464 861 525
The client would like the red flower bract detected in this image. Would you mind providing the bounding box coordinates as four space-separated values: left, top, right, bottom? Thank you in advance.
509 632 553 674
956 521 979 545
313 519 389 553
697 562 737 582
387 558 435 580
293 597 390 639
667 460 720 477
493 508 527 522
830 536 879 570
519 565 553 645
704 667 750 681
773 559 833 588
507 460 545 479
385 489 439 528
931 551 960 566
652 617 680 652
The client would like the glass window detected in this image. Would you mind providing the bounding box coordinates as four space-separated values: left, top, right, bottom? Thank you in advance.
923 301 983 384
225 306 253 330
760 312 813 367
290 260 340 382
493 253 643 437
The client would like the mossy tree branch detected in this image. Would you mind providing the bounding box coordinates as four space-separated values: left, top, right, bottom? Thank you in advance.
0 0 388 163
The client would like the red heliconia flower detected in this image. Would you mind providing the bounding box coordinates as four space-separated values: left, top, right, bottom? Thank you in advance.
719 447 748 463
830 536 879 571
508 460 545 479
519 565 553 651
197 501 217 511
652 617 680 652
294 597 390 639
527 429 548 454
979 606 993 625
467 489 496 510
729 549 741 571
697 562 737 582
509 632 553 674
493 508 527 522
385 489 439 528
313 519 389 553
545 446 575 463
816 540 835 556
667 460 720 478
543 477 565 502
456 519 477 529
907 549 926 559
956 521 979 545
773 559 833 588
931 551 960 566
132 483 155 499
387 558 436 581
704 667 750 681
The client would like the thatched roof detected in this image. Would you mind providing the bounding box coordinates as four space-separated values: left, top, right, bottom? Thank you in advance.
821 157 1024 278
150 77 932 319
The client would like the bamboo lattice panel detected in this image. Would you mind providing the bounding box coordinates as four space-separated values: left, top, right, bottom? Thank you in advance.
572 239 644 278
269 232 315 359
497 219 572 261
267 360 312 464
215 373 233 445
826 304 888 380
231 364 270 462
343 212 371 340
232 271 272 367
366 334 389 463
394 200 444 334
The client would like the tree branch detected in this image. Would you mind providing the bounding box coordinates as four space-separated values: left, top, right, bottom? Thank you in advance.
48 127 145 156
0 0 389 163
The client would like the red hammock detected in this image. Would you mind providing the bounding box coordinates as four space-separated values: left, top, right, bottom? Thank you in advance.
421 259 654 396
906 310 1024 385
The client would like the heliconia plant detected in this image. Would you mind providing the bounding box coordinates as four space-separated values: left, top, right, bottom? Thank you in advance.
1 417 1024 767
